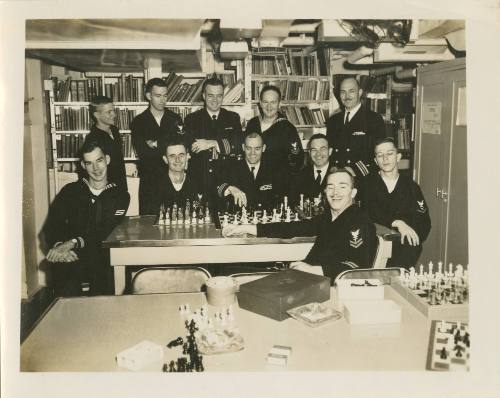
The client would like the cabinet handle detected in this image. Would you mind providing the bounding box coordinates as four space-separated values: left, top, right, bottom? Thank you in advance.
441 190 448 202
436 187 442 198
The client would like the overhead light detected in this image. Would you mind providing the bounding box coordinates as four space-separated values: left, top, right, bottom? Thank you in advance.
219 41 249 59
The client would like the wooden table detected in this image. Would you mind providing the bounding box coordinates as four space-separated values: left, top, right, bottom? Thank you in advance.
103 216 399 295
21 286 434 372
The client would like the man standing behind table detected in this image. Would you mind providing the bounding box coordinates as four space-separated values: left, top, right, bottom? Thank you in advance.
289 133 332 207
83 95 127 190
184 77 243 205
43 141 130 297
361 137 431 269
216 132 287 211
223 168 377 282
326 76 386 177
131 78 183 214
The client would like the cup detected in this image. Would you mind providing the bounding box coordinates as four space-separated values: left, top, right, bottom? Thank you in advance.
206 276 238 307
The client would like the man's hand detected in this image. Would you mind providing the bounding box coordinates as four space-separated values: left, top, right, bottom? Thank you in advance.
46 240 79 263
290 261 324 276
191 139 217 153
392 220 420 246
146 140 158 149
226 186 247 208
222 224 257 237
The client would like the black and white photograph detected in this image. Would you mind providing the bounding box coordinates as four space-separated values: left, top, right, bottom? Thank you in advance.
2 1 500 397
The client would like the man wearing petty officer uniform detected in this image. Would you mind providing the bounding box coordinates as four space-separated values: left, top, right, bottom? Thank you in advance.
326 76 386 177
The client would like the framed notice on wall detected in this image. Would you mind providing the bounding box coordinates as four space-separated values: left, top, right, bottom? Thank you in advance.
422 102 442 134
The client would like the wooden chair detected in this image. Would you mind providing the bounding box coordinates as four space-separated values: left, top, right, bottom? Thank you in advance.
131 267 211 294
372 235 393 269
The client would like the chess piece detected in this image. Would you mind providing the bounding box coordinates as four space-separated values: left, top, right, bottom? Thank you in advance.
440 347 447 360
299 194 304 211
262 210 268 223
252 211 258 225
222 214 229 228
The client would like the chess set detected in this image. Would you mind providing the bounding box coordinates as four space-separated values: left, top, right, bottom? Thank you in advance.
392 262 469 320
426 320 470 371
154 200 213 227
215 194 323 229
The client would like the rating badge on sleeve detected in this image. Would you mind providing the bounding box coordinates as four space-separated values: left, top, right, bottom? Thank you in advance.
416 200 427 213
290 142 300 155
349 229 363 248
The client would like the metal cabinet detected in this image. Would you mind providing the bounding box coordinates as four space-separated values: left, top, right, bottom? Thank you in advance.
414 58 467 266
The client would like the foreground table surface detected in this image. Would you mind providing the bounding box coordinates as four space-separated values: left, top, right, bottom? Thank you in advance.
22 286 437 372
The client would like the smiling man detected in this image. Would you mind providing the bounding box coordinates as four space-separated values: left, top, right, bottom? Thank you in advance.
361 137 431 269
223 168 377 282
216 132 286 210
184 76 243 205
289 133 332 206
326 76 386 177
43 141 130 296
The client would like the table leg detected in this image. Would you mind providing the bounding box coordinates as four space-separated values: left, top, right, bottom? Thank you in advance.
114 267 126 295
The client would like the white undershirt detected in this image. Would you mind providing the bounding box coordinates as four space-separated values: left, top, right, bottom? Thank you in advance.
89 186 105 196
381 173 399 193
153 113 163 126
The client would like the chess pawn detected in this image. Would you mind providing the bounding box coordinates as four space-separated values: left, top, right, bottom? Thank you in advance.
299 194 304 211
252 211 258 225
232 214 239 225
204 206 211 223
294 212 299 222
262 210 268 224
191 210 198 225
222 214 229 228
165 209 171 225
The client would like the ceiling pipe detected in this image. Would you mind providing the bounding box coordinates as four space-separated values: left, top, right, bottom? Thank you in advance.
346 45 373 64
395 67 417 79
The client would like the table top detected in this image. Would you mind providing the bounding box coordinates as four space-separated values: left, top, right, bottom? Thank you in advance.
21 286 433 372
103 215 398 248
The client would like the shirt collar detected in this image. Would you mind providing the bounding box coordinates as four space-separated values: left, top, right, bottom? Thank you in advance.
206 109 220 119
246 161 260 172
345 102 362 119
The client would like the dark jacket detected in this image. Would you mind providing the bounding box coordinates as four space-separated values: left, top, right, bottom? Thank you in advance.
216 157 287 211
361 172 431 268
184 108 243 202
131 108 183 214
246 115 304 176
289 163 330 207
257 204 377 282
326 105 386 176
84 125 127 190
155 171 201 213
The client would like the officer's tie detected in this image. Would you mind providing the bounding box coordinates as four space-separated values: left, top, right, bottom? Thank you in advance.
315 169 322 186
344 111 350 125
251 166 256 180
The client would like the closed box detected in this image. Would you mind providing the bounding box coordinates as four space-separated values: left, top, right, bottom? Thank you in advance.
237 269 330 321
343 300 402 325
337 278 384 301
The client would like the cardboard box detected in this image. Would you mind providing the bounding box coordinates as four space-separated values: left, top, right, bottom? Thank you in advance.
343 300 402 325
336 278 384 301
237 269 330 321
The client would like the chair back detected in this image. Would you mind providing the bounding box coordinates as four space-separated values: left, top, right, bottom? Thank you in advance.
372 235 392 269
131 267 211 294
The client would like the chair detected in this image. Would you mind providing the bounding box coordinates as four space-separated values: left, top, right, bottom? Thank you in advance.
229 271 277 286
333 267 404 286
372 235 393 269
131 267 211 294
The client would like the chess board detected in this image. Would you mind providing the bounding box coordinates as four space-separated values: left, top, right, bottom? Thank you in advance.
153 214 214 227
392 280 469 320
426 320 470 371
214 210 300 229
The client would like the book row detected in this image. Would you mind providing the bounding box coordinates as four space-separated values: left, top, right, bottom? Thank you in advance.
251 79 330 101
277 105 328 126
54 107 142 131
55 133 136 159
251 48 327 76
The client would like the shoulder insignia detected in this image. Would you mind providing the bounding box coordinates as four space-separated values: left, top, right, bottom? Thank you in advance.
416 200 427 213
349 228 363 248
260 184 273 191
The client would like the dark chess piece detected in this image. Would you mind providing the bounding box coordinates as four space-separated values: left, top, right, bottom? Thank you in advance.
169 360 176 372
440 347 447 360
167 336 184 348
162 363 169 372
463 332 470 348
454 344 464 358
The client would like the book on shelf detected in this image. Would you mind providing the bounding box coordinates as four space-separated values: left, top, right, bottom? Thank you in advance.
251 79 330 101
165 106 200 120
252 47 327 76
52 76 104 102
55 131 136 159
104 74 145 102
54 107 91 131
251 104 327 127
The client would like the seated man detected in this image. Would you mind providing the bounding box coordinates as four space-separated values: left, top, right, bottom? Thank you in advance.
361 137 431 269
43 141 130 297
216 131 286 211
223 168 377 282
289 133 332 207
154 136 201 213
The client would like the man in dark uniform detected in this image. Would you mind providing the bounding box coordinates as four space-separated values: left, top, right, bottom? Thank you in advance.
289 133 332 207
131 78 183 214
216 132 286 211
326 76 386 177
184 77 243 205
223 168 377 282
82 95 127 190
43 141 130 296
361 137 431 269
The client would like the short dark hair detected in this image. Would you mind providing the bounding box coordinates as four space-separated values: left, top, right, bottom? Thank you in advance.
325 166 357 189
339 75 361 90
259 85 282 101
307 133 329 150
89 95 113 123
165 135 188 153
202 76 225 94
373 136 397 154
243 131 264 143
145 78 167 94
79 140 107 160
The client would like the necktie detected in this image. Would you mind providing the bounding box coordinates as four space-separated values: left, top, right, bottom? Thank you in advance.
315 169 322 185
345 111 350 125
212 114 217 121
251 166 256 180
